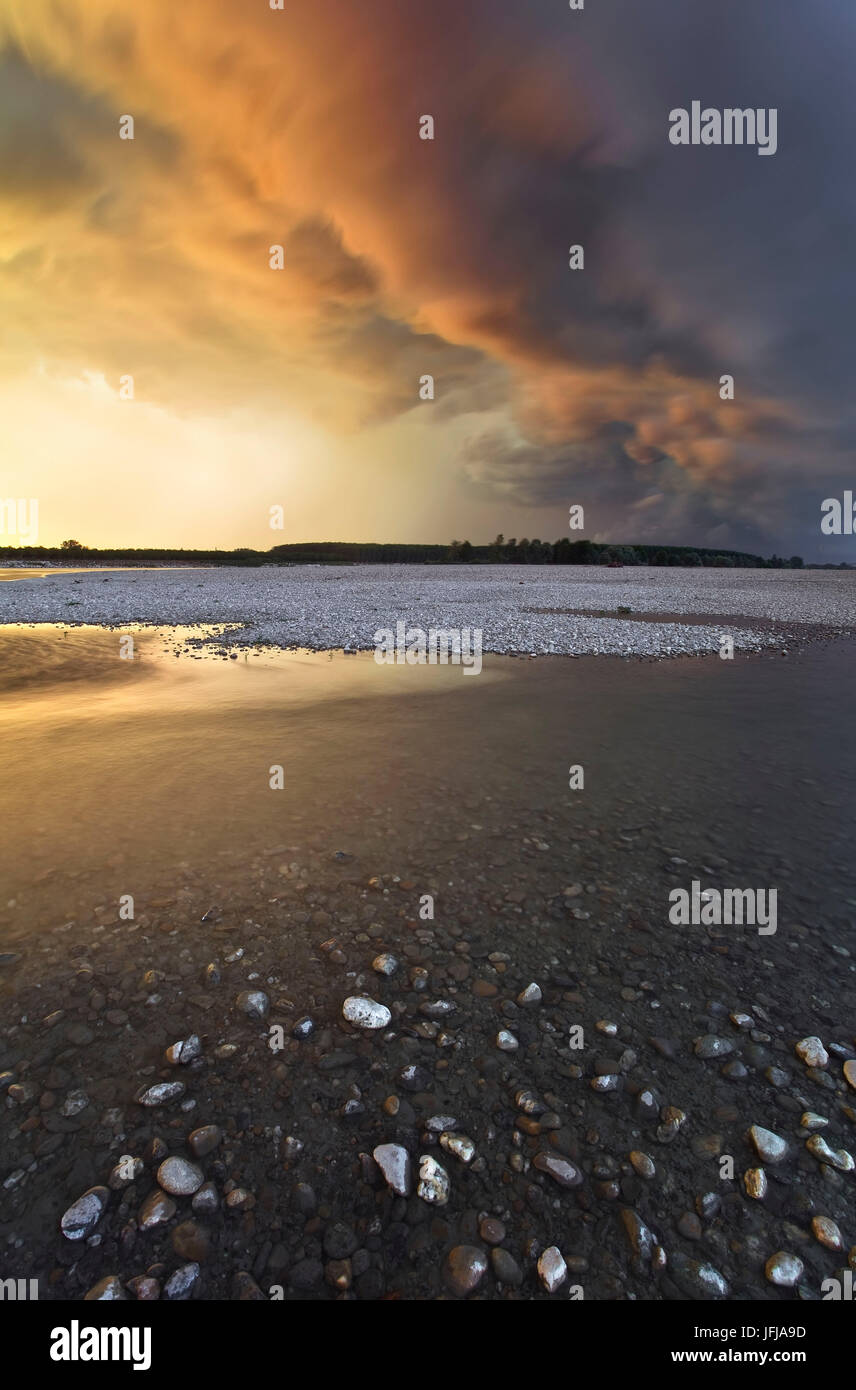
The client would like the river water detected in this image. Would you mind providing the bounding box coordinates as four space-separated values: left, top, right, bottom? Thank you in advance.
1 622 855 1301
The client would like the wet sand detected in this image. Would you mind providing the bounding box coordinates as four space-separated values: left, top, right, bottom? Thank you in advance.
1 626 855 1301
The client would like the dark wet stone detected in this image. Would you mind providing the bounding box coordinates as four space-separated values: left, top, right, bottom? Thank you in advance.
445 1245 488 1297
233 1271 266 1300
533 1152 583 1188
490 1247 523 1287
323 1222 358 1259
289 1258 324 1291
188 1124 221 1158
171 1220 211 1262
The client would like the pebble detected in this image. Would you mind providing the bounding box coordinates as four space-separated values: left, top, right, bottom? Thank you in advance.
188 1124 221 1158
439 1132 476 1164
765 1252 804 1287
127 1277 160 1300
165 1035 202 1066
694 1035 734 1059
84 1275 127 1301
417 1154 450 1205
537 1246 567 1292
138 1190 177 1229
479 1217 506 1245
137 1082 185 1107
811 1216 843 1251
533 1153 583 1188
744 1168 767 1199
806 1135 854 1171
398 1064 432 1092
747 1124 787 1164
491 1247 523 1286
236 990 269 1019
517 983 542 1006
801 1112 829 1131
164 1263 200 1300
372 953 398 976
496 1030 519 1051
656 1106 687 1143
445 1245 488 1297
730 1012 754 1029
629 1151 655 1179
61 1187 109 1241
225 1188 255 1212
622 1209 656 1260
292 1016 314 1039
60 1089 90 1117
191 1183 219 1215
426 1114 459 1132
372 1143 412 1196
342 996 391 1029
795 1036 828 1069
677 1212 702 1240
590 1074 621 1092
844 1060 856 1091
670 1253 729 1299
419 999 456 1018
172 1219 211 1262
158 1156 205 1196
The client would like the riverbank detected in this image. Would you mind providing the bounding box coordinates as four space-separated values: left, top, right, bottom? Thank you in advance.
3 565 855 657
1 628 855 1300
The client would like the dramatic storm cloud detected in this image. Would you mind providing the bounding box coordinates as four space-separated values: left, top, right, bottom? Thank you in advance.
0 0 853 555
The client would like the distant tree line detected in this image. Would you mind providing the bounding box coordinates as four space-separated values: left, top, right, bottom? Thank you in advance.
0 538 810 568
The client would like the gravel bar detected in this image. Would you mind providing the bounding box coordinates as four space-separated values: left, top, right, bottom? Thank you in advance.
3 564 855 658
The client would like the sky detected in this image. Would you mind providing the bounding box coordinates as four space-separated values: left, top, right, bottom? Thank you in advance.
1 0 854 559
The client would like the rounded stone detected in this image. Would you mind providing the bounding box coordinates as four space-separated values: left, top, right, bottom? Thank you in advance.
795 1036 828 1069
372 954 399 976
537 1245 567 1292
60 1187 109 1241
188 1124 221 1158
445 1245 488 1297
138 1189 177 1229
342 996 391 1030
171 1219 211 1262
765 1251 804 1287
157 1156 205 1197
811 1216 842 1251
491 1247 522 1287
479 1217 506 1245
744 1168 767 1200
629 1151 655 1179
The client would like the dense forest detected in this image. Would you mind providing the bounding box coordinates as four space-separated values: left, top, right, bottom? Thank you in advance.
0 536 811 568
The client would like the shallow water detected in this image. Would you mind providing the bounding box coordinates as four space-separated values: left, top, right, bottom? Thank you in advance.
1 624 854 953
2 625 856 1302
